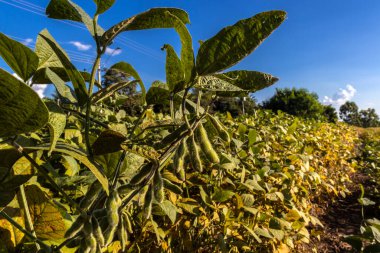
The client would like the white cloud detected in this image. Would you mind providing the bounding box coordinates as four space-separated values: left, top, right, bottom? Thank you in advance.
323 84 357 107
12 73 47 98
22 38 34 46
31 85 48 98
105 47 122 56
69 41 92 51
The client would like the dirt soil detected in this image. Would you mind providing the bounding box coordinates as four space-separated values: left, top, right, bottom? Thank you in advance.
297 172 380 253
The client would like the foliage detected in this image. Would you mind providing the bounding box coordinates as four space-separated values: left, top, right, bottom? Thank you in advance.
344 130 380 252
192 89 258 117
0 1 369 253
340 101 361 126
262 87 335 121
359 108 380 128
322 104 338 123
340 101 380 128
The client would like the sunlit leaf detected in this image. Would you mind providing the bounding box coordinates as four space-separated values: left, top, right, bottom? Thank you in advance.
0 33 39 82
43 68 77 103
211 188 235 202
46 0 104 37
24 184 66 240
45 101 66 156
215 70 279 92
163 44 185 93
24 143 109 194
196 11 286 75
157 200 177 224
93 0 115 15
106 62 146 102
37 29 88 106
101 8 190 47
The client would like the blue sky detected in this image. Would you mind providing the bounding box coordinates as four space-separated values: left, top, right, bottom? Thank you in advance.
0 0 379 113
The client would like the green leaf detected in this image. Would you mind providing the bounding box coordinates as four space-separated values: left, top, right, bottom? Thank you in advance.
37 30 88 106
157 200 177 224
24 143 109 195
61 155 79 176
0 68 49 138
93 0 115 15
215 70 279 92
248 129 257 147
0 191 16 208
242 224 262 243
95 151 144 179
195 75 245 92
0 147 22 171
0 33 39 82
46 0 104 37
146 86 170 106
0 151 42 207
166 12 195 83
92 80 139 104
254 227 273 239
196 11 286 75
32 67 92 84
35 33 64 70
269 228 285 241
199 186 213 207
285 209 301 221
241 194 255 207
269 217 283 230
1 152 41 191
24 184 66 240
241 178 265 192
176 198 202 215
211 188 235 202
101 8 190 48
92 130 127 156
44 68 77 103
107 62 146 102
163 44 185 93
45 101 66 156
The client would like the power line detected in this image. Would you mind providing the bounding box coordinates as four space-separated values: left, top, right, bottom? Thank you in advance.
5 35 95 65
0 0 45 16
4 0 164 62
11 0 44 11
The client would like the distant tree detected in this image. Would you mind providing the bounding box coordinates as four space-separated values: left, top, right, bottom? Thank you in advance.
262 88 324 119
359 108 380 128
339 101 360 125
193 89 258 117
102 67 143 116
322 105 338 123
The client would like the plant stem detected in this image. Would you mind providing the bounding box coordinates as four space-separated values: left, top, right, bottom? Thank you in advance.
62 106 109 129
111 150 127 189
196 90 202 117
85 55 101 157
19 185 40 250
11 141 80 211
170 93 175 120
181 88 192 133
0 210 50 250
129 106 149 139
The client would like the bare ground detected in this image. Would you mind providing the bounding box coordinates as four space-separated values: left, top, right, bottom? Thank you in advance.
297 172 379 253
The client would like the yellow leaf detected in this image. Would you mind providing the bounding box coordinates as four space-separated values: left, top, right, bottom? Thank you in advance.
24 185 66 240
0 207 25 251
274 243 290 253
